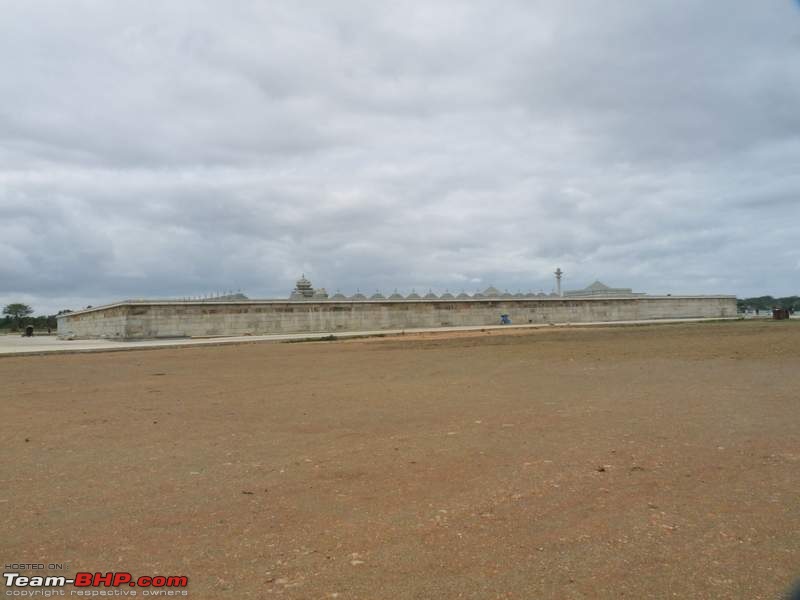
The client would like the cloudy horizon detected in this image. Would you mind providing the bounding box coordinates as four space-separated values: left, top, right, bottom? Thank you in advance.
2 1 799 315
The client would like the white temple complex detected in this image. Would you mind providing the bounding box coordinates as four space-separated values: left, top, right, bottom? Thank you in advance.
56 272 736 340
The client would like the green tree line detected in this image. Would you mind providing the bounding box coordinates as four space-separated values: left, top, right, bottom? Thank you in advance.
1 303 60 332
737 296 800 312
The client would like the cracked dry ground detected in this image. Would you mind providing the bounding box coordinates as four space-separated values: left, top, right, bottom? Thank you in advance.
2 320 799 599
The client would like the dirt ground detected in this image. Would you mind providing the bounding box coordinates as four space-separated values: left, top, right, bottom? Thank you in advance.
1 320 799 599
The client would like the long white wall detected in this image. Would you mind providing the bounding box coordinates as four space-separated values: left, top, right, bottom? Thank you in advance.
57 296 737 340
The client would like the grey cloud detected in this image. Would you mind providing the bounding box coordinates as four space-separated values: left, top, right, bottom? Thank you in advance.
1 1 799 315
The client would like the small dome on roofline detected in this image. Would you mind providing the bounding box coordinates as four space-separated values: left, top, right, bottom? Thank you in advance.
330 291 347 300
424 290 438 299
350 291 367 300
440 291 454 299
406 289 421 299
456 291 470 299
388 289 404 300
313 288 329 299
483 286 501 297
370 291 385 300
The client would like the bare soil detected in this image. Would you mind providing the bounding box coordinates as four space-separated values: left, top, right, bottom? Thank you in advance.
1 320 799 599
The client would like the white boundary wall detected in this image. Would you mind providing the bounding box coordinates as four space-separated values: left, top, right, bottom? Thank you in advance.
57 296 737 340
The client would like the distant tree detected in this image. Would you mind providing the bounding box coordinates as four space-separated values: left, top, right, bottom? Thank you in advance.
738 295 800 312
3 303 33 330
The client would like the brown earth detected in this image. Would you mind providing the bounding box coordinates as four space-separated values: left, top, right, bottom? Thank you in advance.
1 320 799 599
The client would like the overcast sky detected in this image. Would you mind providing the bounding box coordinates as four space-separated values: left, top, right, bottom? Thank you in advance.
1 1 799 314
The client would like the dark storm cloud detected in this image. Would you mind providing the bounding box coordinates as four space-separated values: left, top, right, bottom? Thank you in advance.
1 1 799 313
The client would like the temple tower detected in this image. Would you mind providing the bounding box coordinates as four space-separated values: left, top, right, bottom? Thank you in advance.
290 274 316 300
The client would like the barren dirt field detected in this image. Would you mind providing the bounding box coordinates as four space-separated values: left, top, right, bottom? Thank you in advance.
2 320 799 599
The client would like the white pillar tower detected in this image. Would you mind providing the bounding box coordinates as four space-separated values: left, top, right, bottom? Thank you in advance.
554 268 563 297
